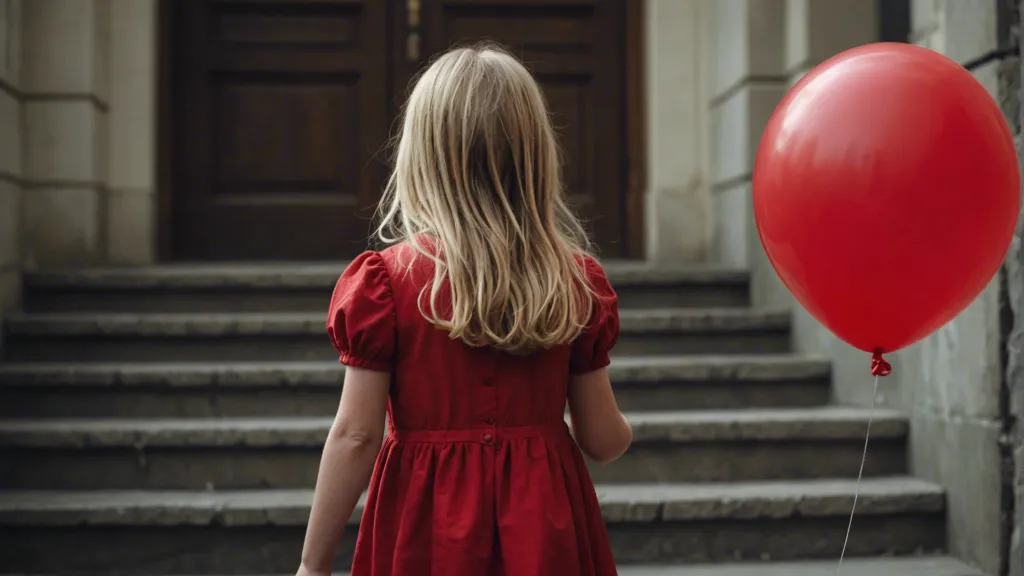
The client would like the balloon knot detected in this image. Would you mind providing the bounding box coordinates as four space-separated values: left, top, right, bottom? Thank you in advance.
871 351 892 377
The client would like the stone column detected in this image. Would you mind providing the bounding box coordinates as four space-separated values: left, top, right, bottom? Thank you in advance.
21 0 109 268
707 0 786 270
106 0 156 264
0 0 22 313
644 0 714 263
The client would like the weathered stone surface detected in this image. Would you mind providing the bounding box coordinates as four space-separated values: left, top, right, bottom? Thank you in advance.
0 361 345 388
5 312 326 337
319 561 984 576
910 409 1005 574
618 557 983 576
598 478 944 521
0 489 339 526
617 309 790 333
0 356 833 418
627 407 906 442
23 261 749 289
0 408 902 448
610 355 829 382
0 478 943 526
0 355 830 388
6 308 790 337
0 417 334 447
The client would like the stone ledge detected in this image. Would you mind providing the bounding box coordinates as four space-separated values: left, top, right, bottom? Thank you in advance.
5 309 791 337
617 557 983 576
628 407 906 441
24 261 749 290
0 355 830 388
0 408 906 448
0 478 944 526
618 309 790 332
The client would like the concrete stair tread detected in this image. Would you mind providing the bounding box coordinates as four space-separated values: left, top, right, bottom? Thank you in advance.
0 406 906 446
4 308 790 336
0 557 982 576
0 354 830 387
24 261 749 289
616 557 983 575
0 477 944 525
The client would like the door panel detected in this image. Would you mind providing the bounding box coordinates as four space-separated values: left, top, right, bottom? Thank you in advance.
171 0 630 260
414 0 628 257
173 0 390 260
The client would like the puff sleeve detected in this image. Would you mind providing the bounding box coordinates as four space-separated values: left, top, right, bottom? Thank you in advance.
569 256 620 375
326 251 396 371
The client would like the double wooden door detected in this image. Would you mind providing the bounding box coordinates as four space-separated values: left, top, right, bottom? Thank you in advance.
170 0 631 260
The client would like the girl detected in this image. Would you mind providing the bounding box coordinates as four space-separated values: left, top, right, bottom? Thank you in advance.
297 44 633 576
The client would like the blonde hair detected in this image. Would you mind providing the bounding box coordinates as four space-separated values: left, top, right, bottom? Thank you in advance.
376 44 594 354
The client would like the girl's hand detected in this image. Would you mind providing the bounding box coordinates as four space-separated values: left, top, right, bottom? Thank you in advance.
296 565 330 576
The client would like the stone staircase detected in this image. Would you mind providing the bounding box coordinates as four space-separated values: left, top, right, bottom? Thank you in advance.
0 262 972 574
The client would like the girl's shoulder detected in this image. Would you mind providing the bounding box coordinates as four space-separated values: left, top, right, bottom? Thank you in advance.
574 253 616 302
327 250 397 371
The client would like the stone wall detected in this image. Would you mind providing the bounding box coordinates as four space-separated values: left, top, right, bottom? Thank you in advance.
714 0 1017 572
0 0 22 318
21 0 110 268
106 0 157 265
707 0 785 270
644 0 715 262
0 1 157 278
1008 2 1024 575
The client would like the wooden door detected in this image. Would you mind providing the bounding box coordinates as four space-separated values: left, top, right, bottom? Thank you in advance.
171 0 391 260
169 0 633 260
407 0 629 257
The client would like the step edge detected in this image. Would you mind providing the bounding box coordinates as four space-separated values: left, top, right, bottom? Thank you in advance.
0 408 909 446
0 477 946 526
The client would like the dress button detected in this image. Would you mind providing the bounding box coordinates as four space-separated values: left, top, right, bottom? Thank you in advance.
483 378 494 387
483 433 493 442
485 416 495 425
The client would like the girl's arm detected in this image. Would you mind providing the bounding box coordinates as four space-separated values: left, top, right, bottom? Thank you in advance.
297 366 390 576
567 367 632 464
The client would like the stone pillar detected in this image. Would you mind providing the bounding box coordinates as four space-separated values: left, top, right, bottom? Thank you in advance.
106 0 156 264
644 0 714 263
707 0 786 270
0 0 22 313
908 2 1015 573
21 0 109 268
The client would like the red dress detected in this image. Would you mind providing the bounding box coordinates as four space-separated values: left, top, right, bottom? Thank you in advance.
327 243 620 576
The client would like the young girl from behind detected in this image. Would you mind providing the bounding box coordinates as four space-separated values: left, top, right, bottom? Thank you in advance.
297 43 633 576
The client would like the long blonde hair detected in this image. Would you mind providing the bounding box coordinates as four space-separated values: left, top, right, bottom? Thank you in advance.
376 44 594 354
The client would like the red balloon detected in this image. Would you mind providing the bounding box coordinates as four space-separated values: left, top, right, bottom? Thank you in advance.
753 43 1019 355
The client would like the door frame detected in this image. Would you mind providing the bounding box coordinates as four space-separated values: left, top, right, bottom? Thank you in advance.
156 0 647 260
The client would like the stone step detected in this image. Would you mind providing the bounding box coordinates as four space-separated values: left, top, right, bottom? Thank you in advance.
22 262 750 313
0 478 945 572
311 558 985 576
2 309 791 362
0 408 907 489
0 355 831 418
617 557 982 576
0 557 981 576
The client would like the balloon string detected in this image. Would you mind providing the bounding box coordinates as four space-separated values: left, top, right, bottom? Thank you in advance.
836 372 880 576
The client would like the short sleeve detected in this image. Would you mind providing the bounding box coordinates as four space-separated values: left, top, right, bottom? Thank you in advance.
326 251 396 371
569 256 620 375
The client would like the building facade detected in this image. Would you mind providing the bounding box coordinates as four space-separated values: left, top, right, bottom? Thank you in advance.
1 0 1023 573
